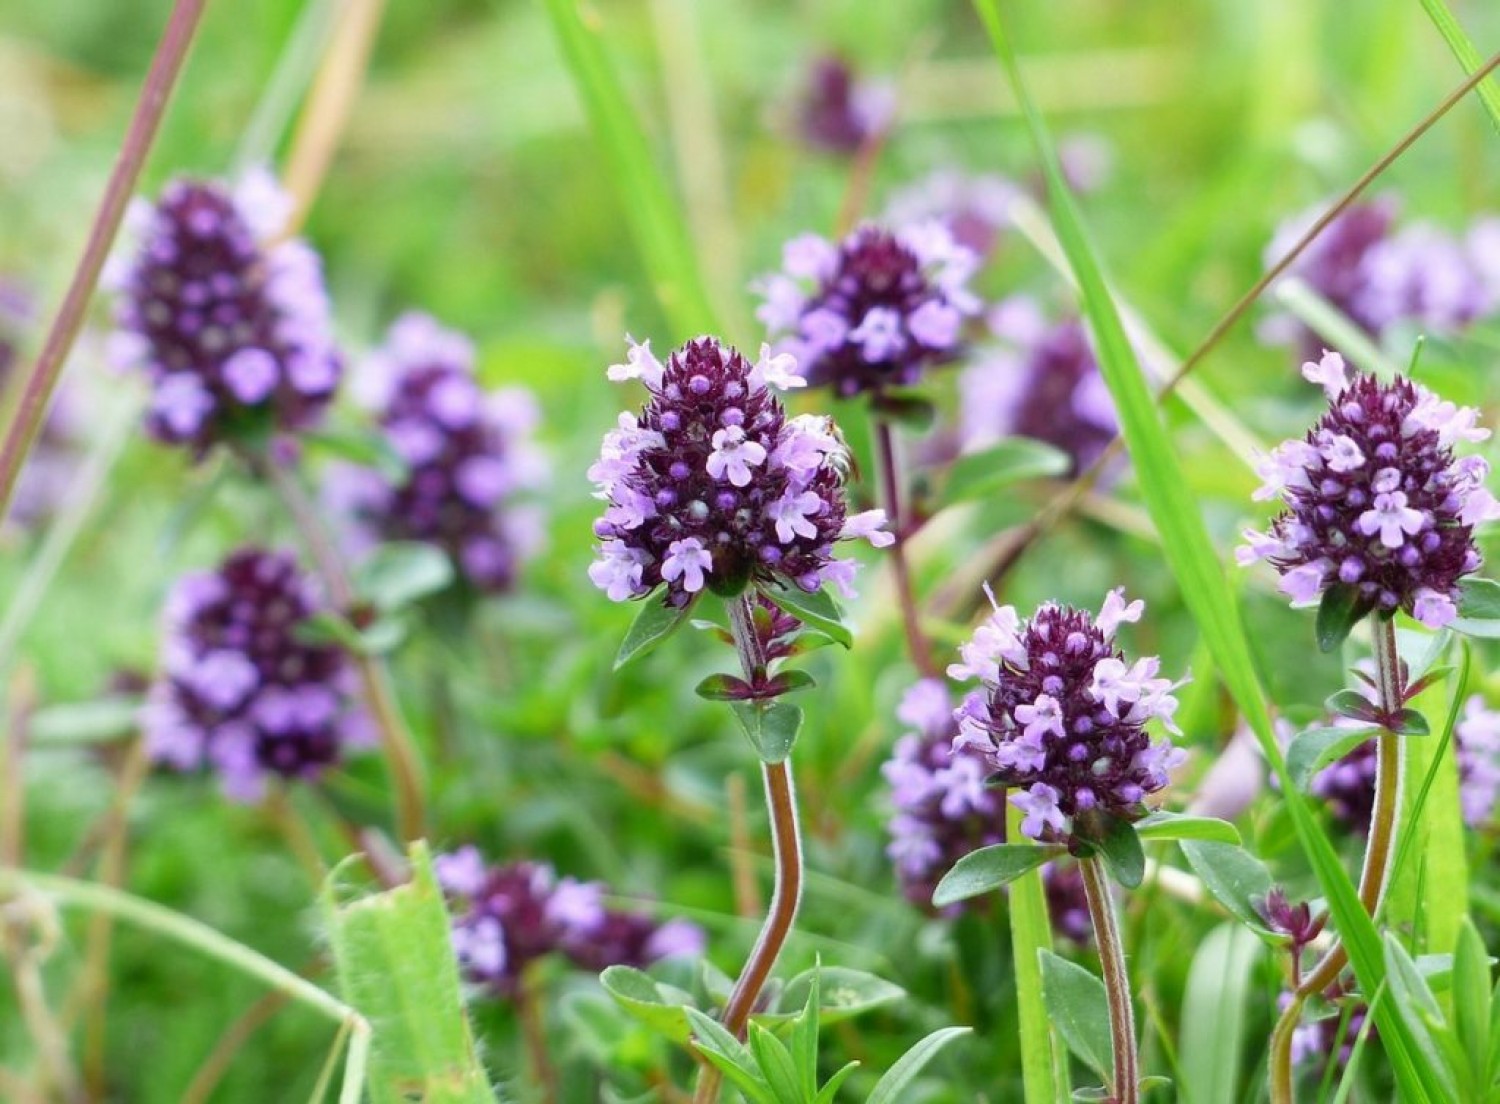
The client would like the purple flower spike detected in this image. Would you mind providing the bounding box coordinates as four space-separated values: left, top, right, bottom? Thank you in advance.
796 55 893 155
107 169 341 454
589 335 889 609
882 678 1007 908
337 312 544 594
1238 351 1499 629
434 847 702 998
756 223 981 397
948 588 1187 843
142 548 369 801
961 298 1117 475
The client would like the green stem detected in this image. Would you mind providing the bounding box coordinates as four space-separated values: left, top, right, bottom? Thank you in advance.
1080 857 1137 1104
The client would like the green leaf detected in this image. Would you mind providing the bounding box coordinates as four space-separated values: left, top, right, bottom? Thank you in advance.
1391 708 1431 737
931 844 1057 908
775 967 904 1025
29 698 141 746
695 673 753 702
353 542 455 613
747 1022 800 1104
1179 924 1261 1104
614 598 690 670
296 610 412 657
1325 689 1381 724
789 970 820 1101
599 965 695 1045
1316 583 1370 654
1384 934 1461 1100
1038 950 1114 1084
865 1026 972 1104
813 1062 860 1104
540 0 717 337
970 6 1446 1095
1286 726 1379 793
939 437 1071 509
321 843 495 1104
1132 811 1241 846
1417 0 1500 135
305 427 409 482
729 700 804 764
1452 919 1491 1093
871 393 937 431
1451 578 1500 637
1177 841 1277 939
684 1008 775 1104
1079 814 1144 889
1006 803 1068 1104
761 584 853 649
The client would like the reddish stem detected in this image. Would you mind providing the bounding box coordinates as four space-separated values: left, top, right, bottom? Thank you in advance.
873 418 937 677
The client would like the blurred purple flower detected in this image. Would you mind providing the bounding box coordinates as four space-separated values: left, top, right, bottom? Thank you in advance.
960 298 1117 475
142 548 371 801
589 335 889 609
796 55 893 154
756 223 981 397
0 285 83 530
1239 351 1499 629
106 169 341 454
949 587 1186 843
885 170 1021 260
434 846 703 997
333 312 544 594
1042 861 1093 946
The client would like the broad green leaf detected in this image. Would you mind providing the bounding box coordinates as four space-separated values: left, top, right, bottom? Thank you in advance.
931 844 1057 908
1132 811 1240 846
1316 583 1370 653
353 542 455 613
614 598 690 670
1007 807 1068 1104
1418 0 1500 134
729 700 804 764
539 0 717 337
1286 726 1379 793
939 437 1071 509
865 1026 972 1104
1038 950 1113 1085
1180 924 1261 1104
762 584 853 649
1452 919 1491 1094
775 967 904 1024
1177 841 1277 939
599 965 694 1044
971 6 1445 1093
321 843 494 1104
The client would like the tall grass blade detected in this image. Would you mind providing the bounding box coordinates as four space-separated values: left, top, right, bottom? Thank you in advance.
1179 923 1260 1104
1418 0 1500 133
968 3 1445 1098
1008 806 1068 1103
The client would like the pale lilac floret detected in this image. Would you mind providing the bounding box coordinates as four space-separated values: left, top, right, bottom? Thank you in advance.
1013 783 1067 838
840 509 894 547
661 538 713 593
1457 697 1500 827
707 425 768 486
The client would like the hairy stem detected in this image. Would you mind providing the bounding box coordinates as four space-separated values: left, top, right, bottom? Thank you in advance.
262 458 427 842
872 418 937 677
1269 617 1406 1104
1081 857 1137 1104
517 967 560 1104
0 0 209 520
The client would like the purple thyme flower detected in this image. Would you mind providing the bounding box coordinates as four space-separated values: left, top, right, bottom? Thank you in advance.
885 170 1021 260
960 298 1117 475
333 312 544 594
1042 862 1093 946
1285 990 1371 1077
949 587 1186 843
796 55 894 154
588 335 891 609
106 169 341 454
433 847 703 997
1238 351 1500 629
756 223 981 397
142 548 370 801
882 679 1007 907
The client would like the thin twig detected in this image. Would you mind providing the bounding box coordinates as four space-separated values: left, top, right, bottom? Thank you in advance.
517 968 560 1104
0 0 210 521
180 989 294 1104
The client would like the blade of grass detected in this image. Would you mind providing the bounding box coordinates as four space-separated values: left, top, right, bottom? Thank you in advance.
968 5 1444 1098
540 0 718 338
1007 806 1068 1104
1419 0 1500 133
1180 923 1260 1104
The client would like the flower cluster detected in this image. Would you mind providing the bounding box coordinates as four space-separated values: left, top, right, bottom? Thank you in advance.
796 55 893 154
1239 351 1500 628
107 171 341 453
1262 198 1500 352
1312 694 1500 833
885 170 1020 260
882 679 1007 907
756 223 981 397
589 335 890 609
142 548 369 800
333 313 543 594
949 588 1185 842
960 298 1117 475
433 846 703 996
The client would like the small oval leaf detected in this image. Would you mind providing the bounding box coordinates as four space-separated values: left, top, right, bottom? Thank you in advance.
615 598 690 670
1316 583 1370 654
1038 950 1114 1084
932 844 1056 907
761 584 852 649
353 542 455 613
1132 811 1241 846
1287 726 1379 793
